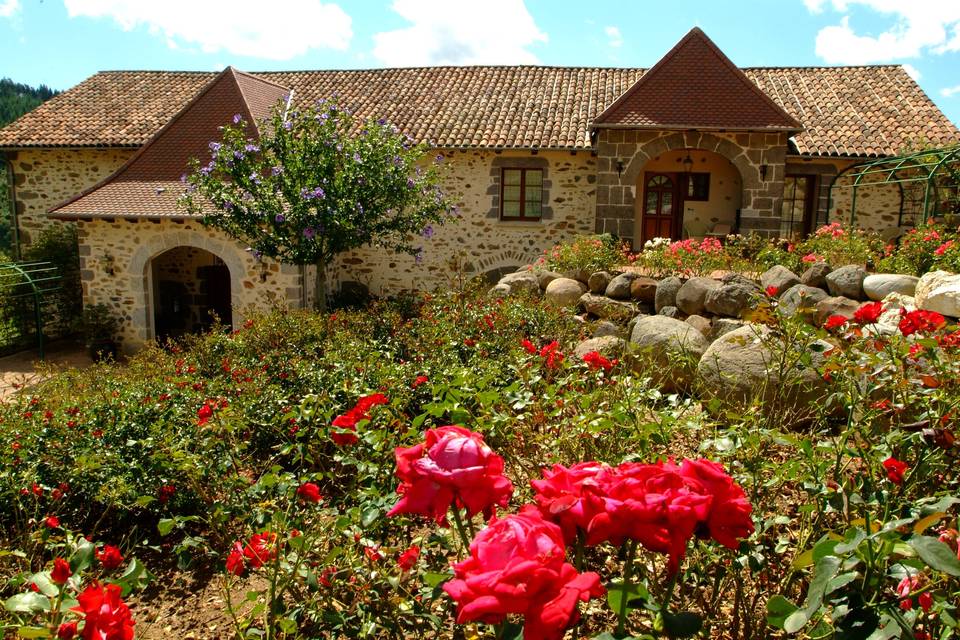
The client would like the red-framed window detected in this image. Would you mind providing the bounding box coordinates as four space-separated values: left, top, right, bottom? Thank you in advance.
500 168 543 221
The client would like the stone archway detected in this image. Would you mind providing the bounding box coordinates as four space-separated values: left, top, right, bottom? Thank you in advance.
127 230 247 346
622 131 758 188
151 246 233 342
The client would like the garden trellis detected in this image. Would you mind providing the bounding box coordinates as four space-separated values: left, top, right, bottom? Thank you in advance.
0 260 62 358
830 144 960 228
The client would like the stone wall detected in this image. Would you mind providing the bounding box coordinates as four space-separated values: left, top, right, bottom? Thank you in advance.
327 149 597 295
595 129 789 246
77 218 305 352
829 170 910 234
9 148 134 248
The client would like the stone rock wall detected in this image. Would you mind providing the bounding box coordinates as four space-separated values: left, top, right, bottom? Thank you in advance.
77 218 305 352
327 149 597 296
829 171 918 233
10 148 134 248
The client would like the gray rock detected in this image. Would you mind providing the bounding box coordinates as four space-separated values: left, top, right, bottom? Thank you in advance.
588 271 613 295
498 271 541 296
563 269 591 285
658 306 682 319
579 293 637 322
535 270 564 291
778 284 829 320
710 318 746 341
676 277 721 316
593 320 623 338
544 278 587 308
814 296 860 327
488 283 511 297
655 276 683 312
800 262 832 290
605 273 638 300
630 315 710 390
761 265 801 297
573 335 627 359
915 270 960 317
630 277 659 303
826 265 867 300
704 278 760 318
696 324 831 422
863 274 919 301
685 314 712 336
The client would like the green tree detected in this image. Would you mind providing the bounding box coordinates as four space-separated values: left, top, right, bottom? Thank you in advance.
180 100 454 310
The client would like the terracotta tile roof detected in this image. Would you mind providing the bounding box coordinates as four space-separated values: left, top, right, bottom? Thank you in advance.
1 64 956 159
594 28 802 132
50 68 288 219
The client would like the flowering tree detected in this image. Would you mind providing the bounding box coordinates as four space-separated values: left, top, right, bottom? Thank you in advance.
180 100 454 310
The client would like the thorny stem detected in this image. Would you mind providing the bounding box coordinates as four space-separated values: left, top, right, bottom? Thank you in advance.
616 539 637 638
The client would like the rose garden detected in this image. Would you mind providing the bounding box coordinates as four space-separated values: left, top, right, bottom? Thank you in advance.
0 103 958 639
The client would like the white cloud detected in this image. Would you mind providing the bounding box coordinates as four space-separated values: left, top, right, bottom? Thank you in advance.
942 84 960 97
605 25 623 48
807 1 960 64
372 0 547 66
0 0 19 17
902 62 921 80
63 0 352 60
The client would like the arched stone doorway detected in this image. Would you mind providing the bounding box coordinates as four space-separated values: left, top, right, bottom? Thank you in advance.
150 246 233 342
634 148 743 245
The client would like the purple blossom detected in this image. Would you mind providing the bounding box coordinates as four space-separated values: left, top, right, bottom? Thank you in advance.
377 118 387 125
223 201 234 211
421 225 434 239
233 150 245 160
407 178 416 189
200 163 214 176
353 152 362 163
179 173 187 184
209 142 222 153
232 113 242 124
249 172 261 185
303 227 316 239
283 120 293 131
270 166 283 177
244 143 260 153
275 213 285 223
435 154 444 163
414 249 424 264
300 187 325 200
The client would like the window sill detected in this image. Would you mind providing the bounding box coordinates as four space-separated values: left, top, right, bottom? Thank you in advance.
498 219 543 227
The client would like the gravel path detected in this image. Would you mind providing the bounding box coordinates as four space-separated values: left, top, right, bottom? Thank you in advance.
0 340 92 400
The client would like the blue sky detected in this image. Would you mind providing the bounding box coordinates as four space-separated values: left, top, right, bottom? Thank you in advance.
2 0 959 126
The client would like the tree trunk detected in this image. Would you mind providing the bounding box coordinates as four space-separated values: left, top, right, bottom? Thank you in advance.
314 258 327 312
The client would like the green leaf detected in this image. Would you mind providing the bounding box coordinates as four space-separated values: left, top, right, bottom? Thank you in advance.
784 610 809 634
423 572 450 588
135 496 156 507
157 518 176 536
70 537 95 574
662 611 703 638
605 580 649 615
767 595 799 629
28 573 58 598
910 536 960 576
360 506 380 528
16 627 50 638
826 572 860 595
4 592 50 613
803 555 842 612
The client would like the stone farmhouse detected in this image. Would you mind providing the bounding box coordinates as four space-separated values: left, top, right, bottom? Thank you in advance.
1 28 958 351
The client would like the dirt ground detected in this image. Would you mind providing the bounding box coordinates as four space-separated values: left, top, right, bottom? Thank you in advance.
0 339 92 400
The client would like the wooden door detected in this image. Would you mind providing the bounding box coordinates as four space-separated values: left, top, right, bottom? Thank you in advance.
641 172 680 244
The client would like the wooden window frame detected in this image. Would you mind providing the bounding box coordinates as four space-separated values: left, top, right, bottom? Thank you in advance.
781 174 817 238
684 172 710 201
500 167 543 221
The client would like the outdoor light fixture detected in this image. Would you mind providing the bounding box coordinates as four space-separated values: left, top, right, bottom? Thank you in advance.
102 254 115 276
616 160 625 177
681 153 694 174
259 261 269 283
760 164 768 181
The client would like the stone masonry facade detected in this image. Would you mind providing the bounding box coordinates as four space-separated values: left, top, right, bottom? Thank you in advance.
594 129 789 246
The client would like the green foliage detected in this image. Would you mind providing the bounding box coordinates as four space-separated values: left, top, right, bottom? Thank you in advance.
535 234 632 274
0 78 57 128
793 221 884 268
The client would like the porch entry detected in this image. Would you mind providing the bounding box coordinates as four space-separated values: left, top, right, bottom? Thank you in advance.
150 246 233 343
640 172 682 244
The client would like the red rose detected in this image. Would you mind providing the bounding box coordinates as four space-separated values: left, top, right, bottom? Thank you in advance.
443 508 604 640
677 458 754 550
899 309 946 337
364 545 385 563
853 301 884 325
539 341 564 368
521 338 537 354
51 557 72 584
387 426 514 525
57 621 77 639
243 531 277 568
765 285 778 297
196 403 213 426
71 583 134 640
531 462 609 544
96 545 124 571
225 543 246 576
883 457 909 485
398 545 420 572
582 351 614 372
824 315 848 330
330 394 389 446
411 375 429 389
45 515 60 529
158 484 176 503
296 482 322 504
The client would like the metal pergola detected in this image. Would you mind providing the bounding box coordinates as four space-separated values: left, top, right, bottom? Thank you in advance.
0 261 62 359
831 145 960 228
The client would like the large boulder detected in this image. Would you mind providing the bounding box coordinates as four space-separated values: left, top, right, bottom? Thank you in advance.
580 293 637 322
914 271 960 317
630 315 710 390
588 271 613 295
630 277 659 303
778 284 828 320
863 274 918 301
658 306 682 319
535 269 564 291
605 273 638 300
592 320 623 338
814 296 860 327
685 314 712 337
697 324 831 421
655 276 683 312
544 278 587 308
704 274 760 318
562 269 591 285
710 318 746 341
761 266 801 297
676 277 721 316
573 335 627 360
498 271 541 296
800 262 832 290
826 265 867 300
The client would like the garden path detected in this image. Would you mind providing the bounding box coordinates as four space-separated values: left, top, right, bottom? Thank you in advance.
0 340 91 400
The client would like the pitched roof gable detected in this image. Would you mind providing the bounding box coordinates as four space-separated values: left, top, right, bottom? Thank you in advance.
50 67 289 218
593 28 802 131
